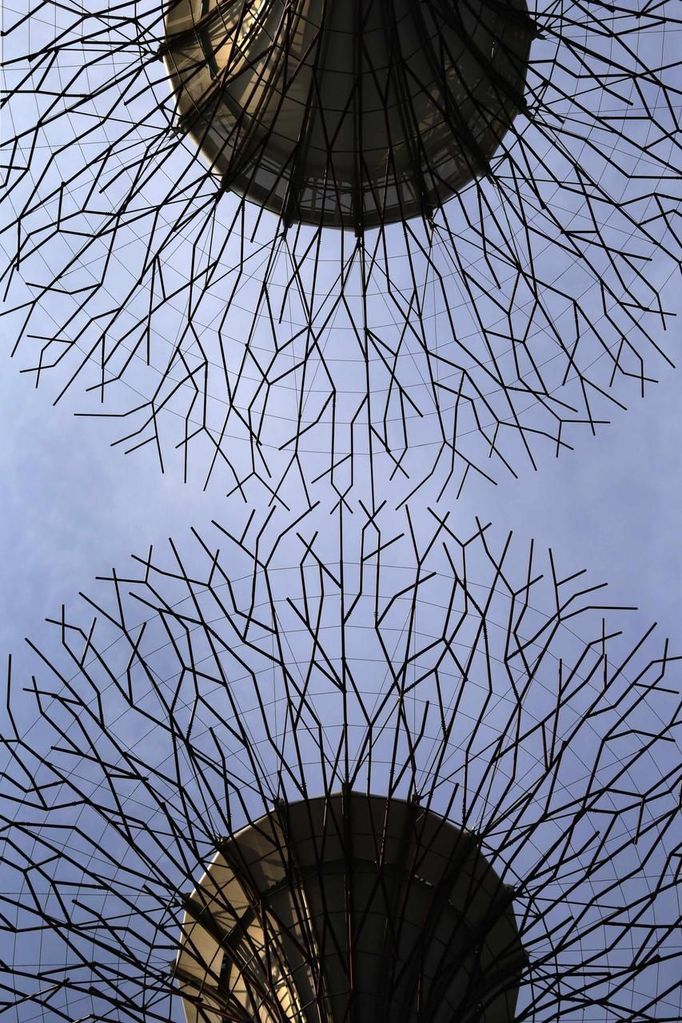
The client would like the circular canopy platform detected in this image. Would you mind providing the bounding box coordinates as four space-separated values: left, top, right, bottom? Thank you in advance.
163 0 532 231
175 791 526 1022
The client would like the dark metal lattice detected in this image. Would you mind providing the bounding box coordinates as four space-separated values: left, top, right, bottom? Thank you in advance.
1 508 680 1021
1 1 680 503
1 1 681 1020
162 0 533 230
174 791 527 1023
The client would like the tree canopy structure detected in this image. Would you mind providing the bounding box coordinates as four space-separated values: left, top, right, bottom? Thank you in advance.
1 2 681 1021
2 1 680 503
1 510 680 1021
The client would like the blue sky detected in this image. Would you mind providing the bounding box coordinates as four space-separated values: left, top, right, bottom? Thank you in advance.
2 330 680 661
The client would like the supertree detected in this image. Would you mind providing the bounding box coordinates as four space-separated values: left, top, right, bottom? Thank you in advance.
1 2 681 1020
1 507 680 1021
1 0 680 504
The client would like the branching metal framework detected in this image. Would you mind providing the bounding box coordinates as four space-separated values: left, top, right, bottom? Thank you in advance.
1 509 680 1021
1 1 680 503
1 2 681 1021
